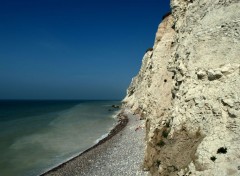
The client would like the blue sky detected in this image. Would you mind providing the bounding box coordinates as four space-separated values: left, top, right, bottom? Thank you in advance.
0 0 170 100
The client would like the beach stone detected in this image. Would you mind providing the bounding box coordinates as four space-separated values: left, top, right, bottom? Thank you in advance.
43 109 148 176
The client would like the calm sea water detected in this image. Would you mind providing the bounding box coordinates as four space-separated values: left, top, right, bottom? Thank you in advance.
0 100 120 176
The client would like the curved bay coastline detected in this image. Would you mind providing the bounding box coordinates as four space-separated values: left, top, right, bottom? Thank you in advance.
0 100 122 176
40 109 129 176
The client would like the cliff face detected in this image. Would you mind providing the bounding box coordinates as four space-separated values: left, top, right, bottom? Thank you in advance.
123 14 175 119
123 0 240 175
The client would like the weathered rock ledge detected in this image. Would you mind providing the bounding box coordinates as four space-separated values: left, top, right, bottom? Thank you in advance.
123 0 240 175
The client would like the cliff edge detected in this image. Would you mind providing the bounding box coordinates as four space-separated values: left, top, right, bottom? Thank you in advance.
123 0 240 175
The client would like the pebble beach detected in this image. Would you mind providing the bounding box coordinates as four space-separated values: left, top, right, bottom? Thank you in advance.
42 109 148 176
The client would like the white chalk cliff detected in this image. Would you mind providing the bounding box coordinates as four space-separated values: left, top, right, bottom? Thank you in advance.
123 0 240 175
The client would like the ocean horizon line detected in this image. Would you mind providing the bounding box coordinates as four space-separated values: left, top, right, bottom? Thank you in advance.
0 99 122 101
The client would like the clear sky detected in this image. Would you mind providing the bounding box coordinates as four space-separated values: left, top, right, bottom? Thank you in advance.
0 0 170 100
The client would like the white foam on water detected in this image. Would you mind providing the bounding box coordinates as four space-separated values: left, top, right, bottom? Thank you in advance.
111 110 121 119
9 101 119 176
94 133 109 144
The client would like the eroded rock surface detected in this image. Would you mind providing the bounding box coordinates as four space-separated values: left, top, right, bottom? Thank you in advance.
123 0 240 175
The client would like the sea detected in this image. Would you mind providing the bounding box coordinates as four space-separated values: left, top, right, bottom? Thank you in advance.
0 100 120 176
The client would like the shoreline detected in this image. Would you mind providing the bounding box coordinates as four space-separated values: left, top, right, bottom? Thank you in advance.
40 110 128 176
